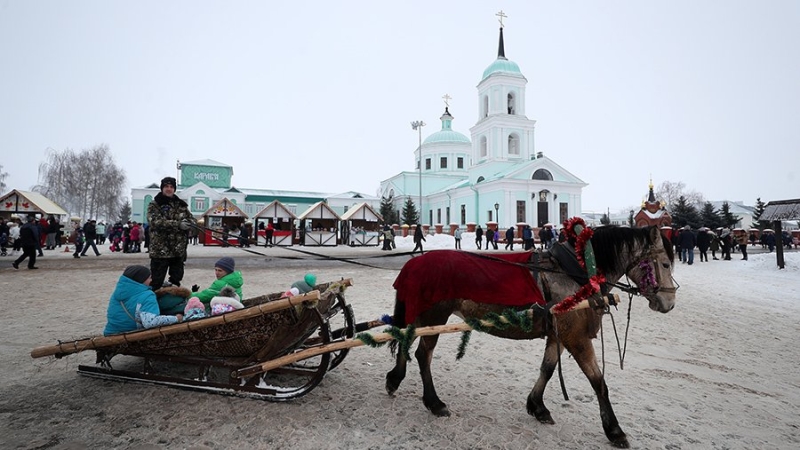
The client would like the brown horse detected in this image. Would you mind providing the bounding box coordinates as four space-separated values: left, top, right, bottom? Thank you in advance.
385 225 676 448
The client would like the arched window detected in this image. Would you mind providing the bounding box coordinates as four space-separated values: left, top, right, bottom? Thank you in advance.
476 176 485 183
389 188 394 198
507 92 515 115
480 136 488 157
482 95 489 118
196 190 205 195
508 134 519 155
532 169 553 180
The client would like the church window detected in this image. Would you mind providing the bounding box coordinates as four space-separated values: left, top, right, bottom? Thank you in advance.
482 95 489 118
516 200 526 223
425 158 431 170
389 189 394 198
532 169 553 180
446 206 450 224
480 136 487 157
508 134 519 155
457 157 464 169
437 208 441 224
460 205 466 224
507 92 515 115
476 176 485 183
440 157 447 169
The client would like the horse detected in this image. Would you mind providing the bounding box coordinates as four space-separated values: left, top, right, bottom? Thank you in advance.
385 225 676 448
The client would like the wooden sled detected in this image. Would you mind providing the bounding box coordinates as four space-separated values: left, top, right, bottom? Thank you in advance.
31 279 356 401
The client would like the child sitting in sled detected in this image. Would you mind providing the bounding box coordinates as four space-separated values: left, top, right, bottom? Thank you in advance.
190 257 244 313
104 265 182 335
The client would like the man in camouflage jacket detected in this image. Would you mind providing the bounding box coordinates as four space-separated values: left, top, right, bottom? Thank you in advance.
147 176 197 290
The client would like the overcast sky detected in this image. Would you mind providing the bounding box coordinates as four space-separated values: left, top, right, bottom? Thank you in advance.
2 1 798 213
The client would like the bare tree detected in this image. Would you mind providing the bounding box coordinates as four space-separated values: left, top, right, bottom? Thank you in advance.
34 144 127 220
655 180 705 209
0 164 8 194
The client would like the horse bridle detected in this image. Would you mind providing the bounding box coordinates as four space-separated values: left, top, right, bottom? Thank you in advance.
613 243 679 297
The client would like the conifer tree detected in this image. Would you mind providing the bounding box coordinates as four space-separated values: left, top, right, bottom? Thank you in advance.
699 202 724 230
379 196 399 225
401 197 419 226
718 201 740 228
670 196 702 228
751 197 767 229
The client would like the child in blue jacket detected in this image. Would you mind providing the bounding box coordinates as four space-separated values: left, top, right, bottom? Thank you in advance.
104 265 181 335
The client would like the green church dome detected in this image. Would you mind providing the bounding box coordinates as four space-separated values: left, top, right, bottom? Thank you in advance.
482 57 522 81
424 130 471 145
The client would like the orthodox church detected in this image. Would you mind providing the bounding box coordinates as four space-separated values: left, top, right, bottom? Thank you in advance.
379 20 586 229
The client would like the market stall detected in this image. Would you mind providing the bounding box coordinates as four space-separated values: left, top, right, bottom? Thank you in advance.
201 198 248 246
252 200 296 247
339 202 382 247
297 201 340 246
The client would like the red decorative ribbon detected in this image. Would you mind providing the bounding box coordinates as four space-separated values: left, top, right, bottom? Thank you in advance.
552 217 607 315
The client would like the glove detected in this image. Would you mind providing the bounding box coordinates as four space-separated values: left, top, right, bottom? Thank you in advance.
191 284 200 292
179 220 191 231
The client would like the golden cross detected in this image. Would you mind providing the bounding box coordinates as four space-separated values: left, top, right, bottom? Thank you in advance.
496 10 507 27
442 94 451 108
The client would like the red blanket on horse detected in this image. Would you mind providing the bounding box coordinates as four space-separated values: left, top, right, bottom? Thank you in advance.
393 250 545 324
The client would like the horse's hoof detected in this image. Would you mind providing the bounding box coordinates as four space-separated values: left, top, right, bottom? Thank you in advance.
527 401 554 424
610 437 630 448
426 401 450 417
431 406 451 417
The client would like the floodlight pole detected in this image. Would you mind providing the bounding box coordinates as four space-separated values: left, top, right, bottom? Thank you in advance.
411 120 425 223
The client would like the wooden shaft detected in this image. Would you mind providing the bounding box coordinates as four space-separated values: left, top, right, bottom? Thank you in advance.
236 294 621 377
30 290 324 359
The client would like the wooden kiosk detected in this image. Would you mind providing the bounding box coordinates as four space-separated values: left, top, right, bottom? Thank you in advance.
201 198 248 246
252 200 296 247
340 202 383 247
297 201 340 246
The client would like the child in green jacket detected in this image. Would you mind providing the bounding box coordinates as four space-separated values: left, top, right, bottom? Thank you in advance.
190 257 244 311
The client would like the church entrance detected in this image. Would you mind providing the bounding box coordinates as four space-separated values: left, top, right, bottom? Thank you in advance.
537 202 548 227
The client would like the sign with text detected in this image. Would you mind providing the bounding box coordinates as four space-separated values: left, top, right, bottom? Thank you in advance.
181 165 232 189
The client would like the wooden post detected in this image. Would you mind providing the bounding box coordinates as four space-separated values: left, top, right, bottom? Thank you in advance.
775 220 785 269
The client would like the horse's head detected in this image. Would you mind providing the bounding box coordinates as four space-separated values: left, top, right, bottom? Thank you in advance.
625 226 677 313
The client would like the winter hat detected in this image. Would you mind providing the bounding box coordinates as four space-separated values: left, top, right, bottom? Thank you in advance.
283 287 301 298
185 298 205 314
304 273 317 287
160 176 177 190
123 265 151 284
215 257 235 274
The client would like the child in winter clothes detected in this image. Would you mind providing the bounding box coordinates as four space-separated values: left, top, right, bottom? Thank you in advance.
291 273 317 294
104 265 181 335
190 257 244 312
183 297 207 321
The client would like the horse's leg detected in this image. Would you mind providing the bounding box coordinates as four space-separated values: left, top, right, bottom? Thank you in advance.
416 332 450 416
385 348 407 396
526 335 561 424
562 335 629 448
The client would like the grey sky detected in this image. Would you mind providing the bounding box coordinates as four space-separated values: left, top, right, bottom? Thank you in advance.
2 1 798 213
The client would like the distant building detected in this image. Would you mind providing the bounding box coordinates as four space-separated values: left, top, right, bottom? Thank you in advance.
130 159 377 225
379 19 586 229
634 180 672 228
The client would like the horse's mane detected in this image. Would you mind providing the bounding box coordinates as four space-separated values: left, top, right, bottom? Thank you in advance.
590 225 672 275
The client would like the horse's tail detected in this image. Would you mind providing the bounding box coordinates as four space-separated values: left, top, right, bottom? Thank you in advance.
388 293 406 356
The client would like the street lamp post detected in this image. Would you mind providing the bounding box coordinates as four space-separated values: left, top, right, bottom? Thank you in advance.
494 202 499 225
411 120 425 224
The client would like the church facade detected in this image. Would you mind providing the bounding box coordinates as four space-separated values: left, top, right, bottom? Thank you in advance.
380 23 586 229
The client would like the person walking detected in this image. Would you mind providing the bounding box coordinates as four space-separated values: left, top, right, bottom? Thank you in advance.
522 225 533 250
80 219 101 256
696 227 711 262
147 176 197 290
475 225 483 250
504 226 515 251
720 228 733 260
454 227 462 250
737 232 748 260
679 225 696 265
412 224 426 254
709 231 720 260
12 215 39 270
